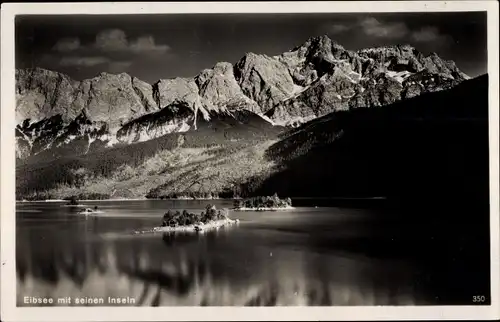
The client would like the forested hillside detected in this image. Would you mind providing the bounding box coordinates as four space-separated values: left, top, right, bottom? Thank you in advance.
16 110 282 200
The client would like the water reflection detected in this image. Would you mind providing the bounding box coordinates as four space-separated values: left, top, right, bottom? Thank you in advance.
17 235 421 306
16 201 425 306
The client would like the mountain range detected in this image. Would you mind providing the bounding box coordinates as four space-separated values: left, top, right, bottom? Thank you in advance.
15 35 485 201
16 35 468 161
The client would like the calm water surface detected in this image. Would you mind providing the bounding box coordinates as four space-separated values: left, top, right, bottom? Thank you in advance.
16 200 445 306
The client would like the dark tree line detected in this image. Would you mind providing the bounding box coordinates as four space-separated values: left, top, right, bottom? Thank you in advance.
233 193 292 209
161 204 229 227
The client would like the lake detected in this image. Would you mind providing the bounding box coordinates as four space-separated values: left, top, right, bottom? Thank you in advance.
15 199 488 306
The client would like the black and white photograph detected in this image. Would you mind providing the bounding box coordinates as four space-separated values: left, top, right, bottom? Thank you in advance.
1 1 499 321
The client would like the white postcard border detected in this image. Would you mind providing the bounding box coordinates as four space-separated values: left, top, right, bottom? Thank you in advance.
1 1 499 321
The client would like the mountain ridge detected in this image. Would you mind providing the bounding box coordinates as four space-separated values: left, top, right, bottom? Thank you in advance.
15 74 487 201
16 35 469 161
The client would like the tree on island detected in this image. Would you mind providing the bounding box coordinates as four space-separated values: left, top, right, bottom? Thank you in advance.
68 196 79 205
233 199 244 209
234 193 292 209
161 204 229 227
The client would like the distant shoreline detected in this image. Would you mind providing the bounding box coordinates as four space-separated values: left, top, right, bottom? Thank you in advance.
16 196 387 203
234 206 295 211
16 198 214 202
16 198 148 202
144 218 239 234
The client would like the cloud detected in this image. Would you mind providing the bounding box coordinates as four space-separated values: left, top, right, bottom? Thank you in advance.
329 24 351 34
94 29 170 54
359 17 409 38
411 26 452 43
50 29 171 72
324 18 409 39
323 17 452 47
53 37 81 52
59 56 110 67
129 35 170 54
95 29 128 52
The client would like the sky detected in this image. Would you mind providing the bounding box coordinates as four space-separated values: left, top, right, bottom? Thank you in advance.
15 12 487 84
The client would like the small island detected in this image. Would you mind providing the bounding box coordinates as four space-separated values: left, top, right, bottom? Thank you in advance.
67 196 80 206
152 204 239 233
60 196 86 207
78 206 104 215
233 193 294 211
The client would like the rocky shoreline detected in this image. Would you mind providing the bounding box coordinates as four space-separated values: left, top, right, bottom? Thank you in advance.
145 204 240 234
233 194 293 211
150 218 239 233
233 206 295 211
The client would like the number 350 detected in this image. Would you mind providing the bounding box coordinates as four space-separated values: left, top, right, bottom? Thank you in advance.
472 295 486 303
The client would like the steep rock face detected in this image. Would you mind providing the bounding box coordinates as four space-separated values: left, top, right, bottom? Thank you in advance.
234 53 295 112
71 72 155 128
119 61 267 144
16 69 157 127
400 71 462 99
131 77 158 113
16 69 159 160
268 68 361 125
347 74 403 109
117 102 194 144
153 77 200 109
357 45 469 80
196 62 260 113
265 36 469 124
278 35 362 81
152 77 211 122
16 68 80 123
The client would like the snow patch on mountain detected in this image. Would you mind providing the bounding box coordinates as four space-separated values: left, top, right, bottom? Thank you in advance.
119 119 192 144
386 70 413 84
257 114 276 125
105 133 120 147
273 115 316 127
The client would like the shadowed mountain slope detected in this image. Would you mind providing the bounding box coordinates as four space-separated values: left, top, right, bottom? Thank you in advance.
255 74 489 213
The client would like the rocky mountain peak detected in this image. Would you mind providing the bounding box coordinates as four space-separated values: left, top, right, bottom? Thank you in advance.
195 61 260 113
16 34 471 161
73 71 155 128
16 68 81 123
292 34 343 52
357 44 469 80
153 77 201 111
265 37 470 126
285 34 349 67
306 34 345 50
234 52 296 112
